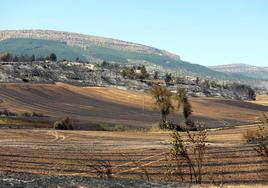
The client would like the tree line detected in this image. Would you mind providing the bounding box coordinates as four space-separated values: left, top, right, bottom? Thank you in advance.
0 52 57 62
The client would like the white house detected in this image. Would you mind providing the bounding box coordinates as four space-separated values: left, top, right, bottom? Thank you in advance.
85 63 96 70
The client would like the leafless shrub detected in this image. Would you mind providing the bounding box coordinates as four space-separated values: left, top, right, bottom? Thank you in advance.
243 128 261 143
57 158 113 179
120 153 151 181
244 114 268 158
89 160 113 178
165 122 207 184
244 114 268 180
254 114 268 158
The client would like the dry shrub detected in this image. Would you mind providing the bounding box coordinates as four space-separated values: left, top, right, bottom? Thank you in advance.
65 158 113 179
89 160 113 178
119 153 151 181
255 114 268 157
96 123 127 131
245 114 268 158
165 122 207 184
243 128 261 143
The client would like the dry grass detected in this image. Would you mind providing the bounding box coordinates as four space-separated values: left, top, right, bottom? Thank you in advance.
243 128 260 142
249 95 268 106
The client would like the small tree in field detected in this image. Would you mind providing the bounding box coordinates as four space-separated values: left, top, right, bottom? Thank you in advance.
174 88 194 129
151 85 173 126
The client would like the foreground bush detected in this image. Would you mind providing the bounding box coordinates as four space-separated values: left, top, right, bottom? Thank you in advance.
245 114 268 158
255 115 268 157
165 123 207 184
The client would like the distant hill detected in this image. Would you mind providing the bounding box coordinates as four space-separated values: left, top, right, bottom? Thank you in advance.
209 64 268 80
0 29 234 80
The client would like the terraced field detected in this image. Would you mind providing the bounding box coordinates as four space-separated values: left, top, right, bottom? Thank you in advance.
0 83 267 186
0 127 267 185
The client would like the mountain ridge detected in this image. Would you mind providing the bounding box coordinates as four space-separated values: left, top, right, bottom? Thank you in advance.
209 63 268 80
0 29 261 82
0 29 180 60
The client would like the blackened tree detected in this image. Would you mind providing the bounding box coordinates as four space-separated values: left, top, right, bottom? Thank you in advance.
49 53 57 62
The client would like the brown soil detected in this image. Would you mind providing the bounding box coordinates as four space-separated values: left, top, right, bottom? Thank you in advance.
0 83 267 129
0 127 267 184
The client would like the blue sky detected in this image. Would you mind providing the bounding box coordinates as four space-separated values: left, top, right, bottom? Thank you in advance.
0 0 267 66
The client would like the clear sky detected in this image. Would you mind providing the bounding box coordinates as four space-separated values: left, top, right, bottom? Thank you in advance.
0 0 267 66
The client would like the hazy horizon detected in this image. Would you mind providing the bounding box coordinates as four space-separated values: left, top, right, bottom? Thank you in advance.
1 0 267 66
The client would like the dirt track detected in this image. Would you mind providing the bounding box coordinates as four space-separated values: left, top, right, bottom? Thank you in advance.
0 83 267 129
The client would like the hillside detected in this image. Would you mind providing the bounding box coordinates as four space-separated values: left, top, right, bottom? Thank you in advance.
0 30 232 79
0 83 267 129
209 63 268 80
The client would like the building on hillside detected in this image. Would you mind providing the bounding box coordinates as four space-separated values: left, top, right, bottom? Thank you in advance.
134 69 141 74
84 63 96 70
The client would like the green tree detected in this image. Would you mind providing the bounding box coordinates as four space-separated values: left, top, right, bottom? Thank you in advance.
30 54 35 62
100 61 109 67
165 73 172 85
0 52 12 62
153 71 159 80
13 56 19 62
196 77 200 85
